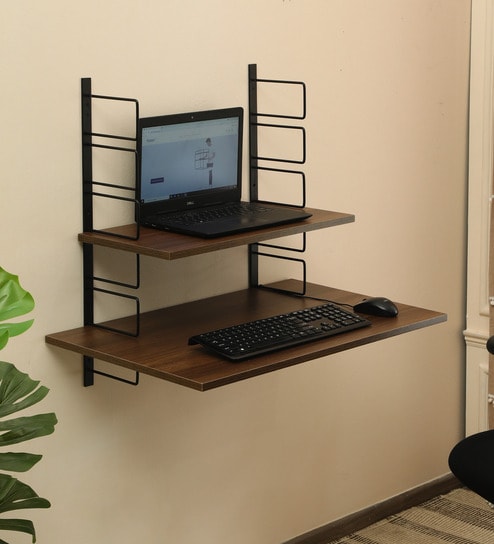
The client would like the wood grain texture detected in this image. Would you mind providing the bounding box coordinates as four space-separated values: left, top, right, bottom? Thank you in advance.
78 208 355 259
46 280 446 391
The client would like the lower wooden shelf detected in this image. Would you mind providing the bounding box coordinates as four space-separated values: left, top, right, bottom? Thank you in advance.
45 280 446 391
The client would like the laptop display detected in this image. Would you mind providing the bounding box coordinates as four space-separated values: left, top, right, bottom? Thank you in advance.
138 108 243 218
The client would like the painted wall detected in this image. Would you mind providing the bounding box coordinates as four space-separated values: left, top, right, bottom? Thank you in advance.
1 1 470 543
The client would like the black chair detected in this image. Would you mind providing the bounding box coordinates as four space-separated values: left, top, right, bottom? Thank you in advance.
448 336 494 503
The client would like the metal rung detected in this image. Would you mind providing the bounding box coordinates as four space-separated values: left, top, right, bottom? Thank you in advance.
93 369 140 386
251 122 306 164
87 191 141 240
83 356 139 387
251 249 307 295
92 287 140 337
90 131 137 143
87 142 136 153
253 166 307 208
91 180 136 192
257 232 307 253
91 93 139 105
93 254 141 290
249 77 306 120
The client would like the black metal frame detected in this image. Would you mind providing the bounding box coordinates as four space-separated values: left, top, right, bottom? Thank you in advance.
80 65 308 386
248 64 308 295
81 78 141 386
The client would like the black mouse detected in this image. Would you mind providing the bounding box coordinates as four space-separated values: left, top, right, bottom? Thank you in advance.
353 297 399 317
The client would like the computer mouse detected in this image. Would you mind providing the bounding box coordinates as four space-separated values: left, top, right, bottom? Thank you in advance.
353 297 399 317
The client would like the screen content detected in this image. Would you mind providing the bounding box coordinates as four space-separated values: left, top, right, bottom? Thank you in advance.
140 116 240 203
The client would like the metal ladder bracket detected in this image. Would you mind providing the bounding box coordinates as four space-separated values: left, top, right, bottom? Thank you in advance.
248 64 308 295
81 78 141 387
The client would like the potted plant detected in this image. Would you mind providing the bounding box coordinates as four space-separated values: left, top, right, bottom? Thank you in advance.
0 267 57 543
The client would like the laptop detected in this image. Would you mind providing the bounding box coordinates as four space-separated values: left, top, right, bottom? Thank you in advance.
137 107 312 238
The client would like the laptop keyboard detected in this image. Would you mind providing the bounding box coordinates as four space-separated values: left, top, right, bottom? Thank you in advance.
163 202 270 226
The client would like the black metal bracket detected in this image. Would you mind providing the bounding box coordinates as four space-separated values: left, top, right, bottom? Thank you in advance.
81 78 141 387
248 64 308 294
81 78 141 240
83 356 139 387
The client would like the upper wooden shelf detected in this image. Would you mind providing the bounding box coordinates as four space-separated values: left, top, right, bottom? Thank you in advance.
78 207 354 259
45 280 447 391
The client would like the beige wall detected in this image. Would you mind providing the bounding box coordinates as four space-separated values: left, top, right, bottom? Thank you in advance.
1 1 470 543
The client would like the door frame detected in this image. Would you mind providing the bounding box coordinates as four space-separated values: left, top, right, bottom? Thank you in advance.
464 0 494 434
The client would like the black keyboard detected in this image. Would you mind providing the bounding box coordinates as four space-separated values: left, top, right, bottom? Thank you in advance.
165 202 270 227
188 302 371 361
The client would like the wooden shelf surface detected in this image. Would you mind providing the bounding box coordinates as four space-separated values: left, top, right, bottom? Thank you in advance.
45 280 446 391
78 208 355 259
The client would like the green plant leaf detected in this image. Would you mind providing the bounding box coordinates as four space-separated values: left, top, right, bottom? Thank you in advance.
0 269 34 322
0 453 42 473
0 268 34 351
0 321 34 341
0 476 50 514
0 363 49 419
0 414 57 447
0 519 35 543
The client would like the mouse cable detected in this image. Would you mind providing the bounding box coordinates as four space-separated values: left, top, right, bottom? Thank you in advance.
256 284 355 311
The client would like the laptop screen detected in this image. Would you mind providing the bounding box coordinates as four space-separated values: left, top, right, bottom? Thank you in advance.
138 107 243 216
